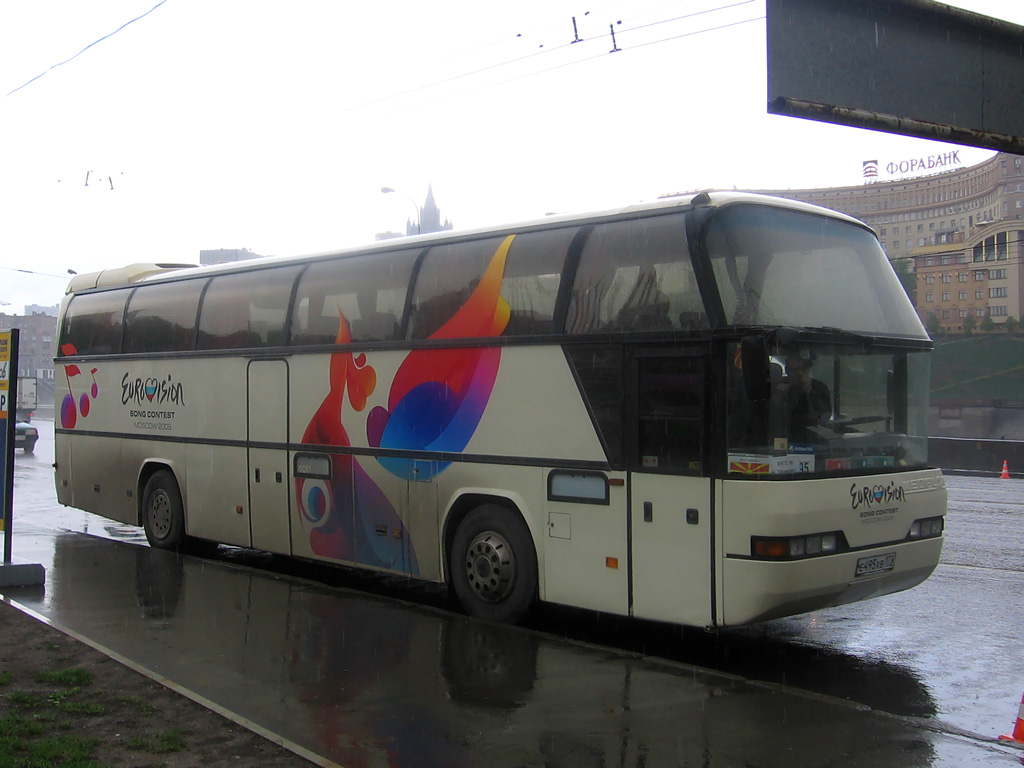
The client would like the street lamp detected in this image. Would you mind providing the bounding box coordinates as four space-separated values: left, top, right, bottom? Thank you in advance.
380 187 421 235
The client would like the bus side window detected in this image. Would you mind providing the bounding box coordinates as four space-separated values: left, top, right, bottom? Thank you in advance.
197 266 301 350
290 251 417 345
500 228 576 335
124 279 204 353
409 238 506 340
59 289 132 356
566 213 706 334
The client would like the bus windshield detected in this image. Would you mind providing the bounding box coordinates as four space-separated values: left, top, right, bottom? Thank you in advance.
705 204 927 339
726 340 930 475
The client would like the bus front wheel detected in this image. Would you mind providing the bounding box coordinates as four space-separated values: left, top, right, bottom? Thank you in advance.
450 505 537 624
142 470 186 550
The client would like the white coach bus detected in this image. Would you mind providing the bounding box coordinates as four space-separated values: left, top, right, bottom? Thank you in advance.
53 191 946 627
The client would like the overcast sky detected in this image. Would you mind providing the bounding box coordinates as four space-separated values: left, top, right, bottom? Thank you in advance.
1 0 1021 311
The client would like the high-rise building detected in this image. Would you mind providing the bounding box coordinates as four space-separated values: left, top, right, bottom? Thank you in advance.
0 310 59 405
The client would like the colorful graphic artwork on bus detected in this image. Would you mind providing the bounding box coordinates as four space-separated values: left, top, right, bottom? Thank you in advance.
297 236 514 571
369 235 512 481
295 316 414 571
59 344 99 429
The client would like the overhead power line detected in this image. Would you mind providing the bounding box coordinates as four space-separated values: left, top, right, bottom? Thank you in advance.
6 0 167 97
344 1 760 113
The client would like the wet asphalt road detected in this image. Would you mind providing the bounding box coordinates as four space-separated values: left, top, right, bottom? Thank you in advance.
6 419 1024 765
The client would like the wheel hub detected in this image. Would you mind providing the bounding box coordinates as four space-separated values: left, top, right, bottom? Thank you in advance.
149 491 171 538
464 530 516 603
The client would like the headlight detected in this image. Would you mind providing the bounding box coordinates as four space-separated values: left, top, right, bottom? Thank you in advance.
908 516 943 540
752 531 845 560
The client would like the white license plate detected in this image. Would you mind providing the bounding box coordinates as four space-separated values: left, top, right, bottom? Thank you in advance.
855 552 896 577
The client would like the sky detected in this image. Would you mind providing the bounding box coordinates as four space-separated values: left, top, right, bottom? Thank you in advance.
1 0 1022 312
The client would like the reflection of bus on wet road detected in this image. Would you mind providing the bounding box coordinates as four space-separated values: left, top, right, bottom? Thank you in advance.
52 191 945 628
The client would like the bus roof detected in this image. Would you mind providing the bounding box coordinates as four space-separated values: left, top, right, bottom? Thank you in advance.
64 192 867 294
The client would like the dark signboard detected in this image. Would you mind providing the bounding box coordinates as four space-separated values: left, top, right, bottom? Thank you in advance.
768 0 1024 154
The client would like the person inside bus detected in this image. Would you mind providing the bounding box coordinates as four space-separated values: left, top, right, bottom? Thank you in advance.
785 349 832 442
351 291 399 341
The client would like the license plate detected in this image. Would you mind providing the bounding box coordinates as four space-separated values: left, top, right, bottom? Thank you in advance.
855 552 896 577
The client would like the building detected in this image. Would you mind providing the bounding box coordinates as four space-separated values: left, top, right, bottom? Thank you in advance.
762 152 1024 333
412 184 453 237
200 248 260 266
377 185 454 241
0 309 59 406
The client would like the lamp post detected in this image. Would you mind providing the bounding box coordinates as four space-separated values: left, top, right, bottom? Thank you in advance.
380 186 421 235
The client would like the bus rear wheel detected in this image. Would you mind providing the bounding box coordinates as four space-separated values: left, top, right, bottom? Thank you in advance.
142 470 186 550
451 505 537 624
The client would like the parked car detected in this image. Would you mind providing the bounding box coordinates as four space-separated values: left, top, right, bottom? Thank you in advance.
14 422 38 453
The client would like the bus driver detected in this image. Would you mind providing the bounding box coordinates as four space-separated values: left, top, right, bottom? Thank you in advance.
785 349 832 442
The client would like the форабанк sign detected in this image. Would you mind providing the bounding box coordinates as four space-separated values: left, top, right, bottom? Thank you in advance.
863 151 962 182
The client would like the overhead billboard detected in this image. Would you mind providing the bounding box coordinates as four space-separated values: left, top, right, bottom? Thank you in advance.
767 0 1024 154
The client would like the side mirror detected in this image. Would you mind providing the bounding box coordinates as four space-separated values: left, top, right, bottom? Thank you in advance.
741 336 771 401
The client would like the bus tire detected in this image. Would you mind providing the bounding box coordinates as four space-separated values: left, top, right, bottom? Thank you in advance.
450 504 537 624
142 470 186 550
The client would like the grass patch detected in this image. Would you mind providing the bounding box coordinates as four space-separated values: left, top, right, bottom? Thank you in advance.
0 713 100 768
36 668 93 687
0 671 12 686
9 690 45 709
126 728 187 754
115 694 156 715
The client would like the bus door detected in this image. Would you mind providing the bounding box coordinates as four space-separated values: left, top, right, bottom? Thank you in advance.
247 359 292 554
628 349 713 626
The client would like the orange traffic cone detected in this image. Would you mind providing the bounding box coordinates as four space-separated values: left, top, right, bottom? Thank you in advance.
1002 460 1011 479
1001 691 1024 744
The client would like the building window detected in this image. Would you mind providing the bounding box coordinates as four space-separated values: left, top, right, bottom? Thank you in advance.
942 309 951 319
976 289 985 299
942 291 951 301
926 274 935 284
958 272 968 282
926 292 935 302
942 274 951 284
989 287 1008 298
974 270 986 281
990 269 1007 280
991 305 1007 316
960 309 970 318
959 290 967 301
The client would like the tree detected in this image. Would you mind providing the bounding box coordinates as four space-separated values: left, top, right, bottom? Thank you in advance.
962 313 977 335
925 313 944 337
892 258 916 304
1005 316 1019 335
981 315 996 332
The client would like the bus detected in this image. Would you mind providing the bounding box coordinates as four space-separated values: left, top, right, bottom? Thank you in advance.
53 191 946 627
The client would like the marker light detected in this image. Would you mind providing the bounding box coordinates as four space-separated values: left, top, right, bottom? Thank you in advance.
751 531 844 560
907 516 944 540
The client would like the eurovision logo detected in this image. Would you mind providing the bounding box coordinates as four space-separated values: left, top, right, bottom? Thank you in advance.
121 372 186 408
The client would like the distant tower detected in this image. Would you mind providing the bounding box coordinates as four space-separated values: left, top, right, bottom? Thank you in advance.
408 184 453 236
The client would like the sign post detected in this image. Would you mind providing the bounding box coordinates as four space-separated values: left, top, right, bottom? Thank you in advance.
0 330 44 587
